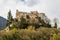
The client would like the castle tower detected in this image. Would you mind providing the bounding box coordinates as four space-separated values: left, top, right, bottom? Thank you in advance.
16 10 18 16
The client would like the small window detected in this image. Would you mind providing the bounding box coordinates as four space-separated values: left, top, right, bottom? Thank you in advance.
26 15 30 19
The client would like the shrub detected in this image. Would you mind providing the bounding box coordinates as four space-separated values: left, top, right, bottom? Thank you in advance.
0 27 60 40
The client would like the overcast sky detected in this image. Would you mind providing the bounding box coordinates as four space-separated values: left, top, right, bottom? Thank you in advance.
0 0 60 27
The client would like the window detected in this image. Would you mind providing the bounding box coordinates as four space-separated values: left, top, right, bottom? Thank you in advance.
26 15 30 19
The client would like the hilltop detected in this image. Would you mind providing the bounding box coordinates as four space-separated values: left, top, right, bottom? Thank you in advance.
0 10 59 40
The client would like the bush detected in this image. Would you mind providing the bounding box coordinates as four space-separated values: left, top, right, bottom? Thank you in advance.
50 33 60 40
0 27 60 40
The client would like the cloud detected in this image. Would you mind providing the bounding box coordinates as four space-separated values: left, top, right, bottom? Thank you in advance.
0 0 4 5
18 0 40 6
46 0 60 19
20 0 25 2
45 0 60 27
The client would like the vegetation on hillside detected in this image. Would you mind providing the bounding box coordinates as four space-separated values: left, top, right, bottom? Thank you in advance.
0 27 60 40
0 10 59 40
6 10 53 30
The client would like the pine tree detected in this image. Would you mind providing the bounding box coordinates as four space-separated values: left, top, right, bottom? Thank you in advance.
6 10 13 27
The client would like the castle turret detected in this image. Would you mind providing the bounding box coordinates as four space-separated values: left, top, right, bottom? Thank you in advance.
16 10 19 18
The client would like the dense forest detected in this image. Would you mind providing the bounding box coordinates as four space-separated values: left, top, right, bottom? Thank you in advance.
0 10 60 40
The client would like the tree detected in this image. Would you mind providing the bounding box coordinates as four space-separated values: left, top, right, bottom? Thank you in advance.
6 10 13 28
45 18 51 28
19 16 28 29
39 13 51 28
54 18 58 28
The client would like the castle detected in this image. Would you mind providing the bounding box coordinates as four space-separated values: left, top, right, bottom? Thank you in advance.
4 10 51 32
16 10 48 24
16 10 39 19
16 10 41 23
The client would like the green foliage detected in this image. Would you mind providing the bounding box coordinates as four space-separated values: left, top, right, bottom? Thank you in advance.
38 16 51 28
0 27 60 40
27 26 35 30
54 23 57 28
19 16 28 29
6 10 13 26
50 33 60 40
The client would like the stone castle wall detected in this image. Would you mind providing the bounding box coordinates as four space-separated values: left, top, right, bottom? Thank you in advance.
16 10 40 23
16 10 39 20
